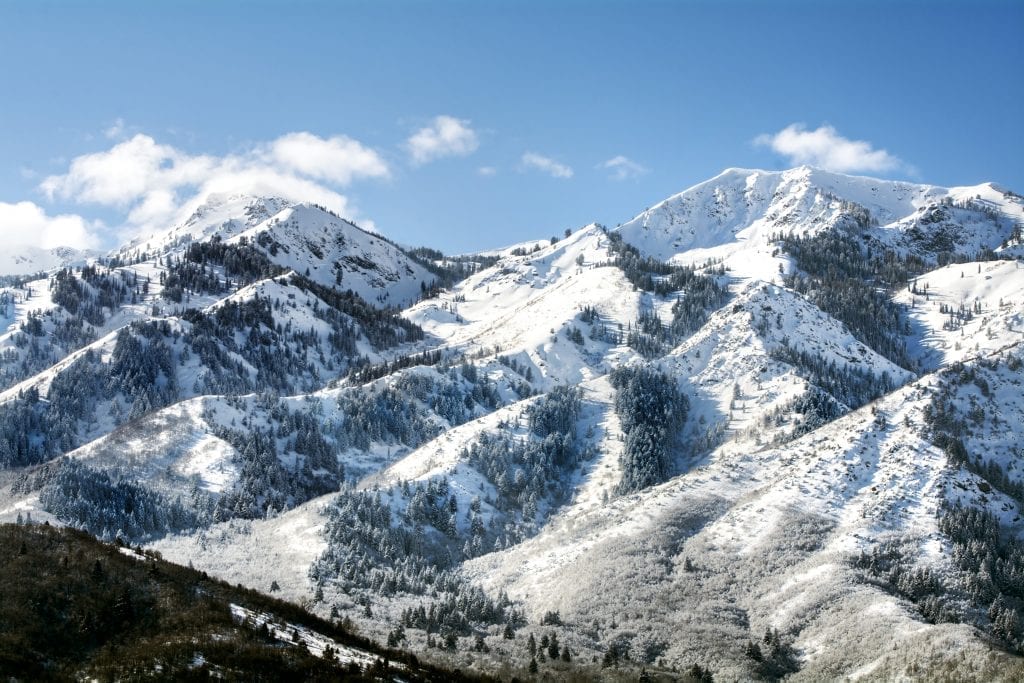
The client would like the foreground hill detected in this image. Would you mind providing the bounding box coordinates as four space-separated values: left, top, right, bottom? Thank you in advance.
0 522 481 681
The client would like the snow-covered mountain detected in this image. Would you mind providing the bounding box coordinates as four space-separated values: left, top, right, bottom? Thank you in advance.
0 245 100 277
226 202 436 306
120 193 292 255
120 193 436 306
2 169 1023 681
620 165 1023 278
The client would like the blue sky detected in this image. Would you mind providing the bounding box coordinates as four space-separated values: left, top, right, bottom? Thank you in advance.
1 0 1021 254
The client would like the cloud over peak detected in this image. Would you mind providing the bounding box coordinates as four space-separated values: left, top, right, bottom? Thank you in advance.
271 132 390 185
38 131 391 241
754 124 905 174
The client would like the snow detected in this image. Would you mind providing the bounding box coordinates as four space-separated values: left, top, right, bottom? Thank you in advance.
168 433 239 494
406 225 641 388
618 166 1023 283
229 603 384 667
0 322 125 406
374 400 517 487
152 497 332 605
648 279 913 463
51 396 242 498
0 275 56 335
619 167 934 265
896 259 1024 367
228 203 435 306
117 545 147 561
460 372 975 675
0 495 57 524
119 193 291 257
0 245 100 277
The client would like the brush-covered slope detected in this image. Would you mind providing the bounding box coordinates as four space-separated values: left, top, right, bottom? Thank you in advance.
0 522 477 682
406 224 642 388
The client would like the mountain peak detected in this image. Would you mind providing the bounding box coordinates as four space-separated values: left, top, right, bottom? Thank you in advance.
179 193 291 231
613 165 1021 270
116 193 293 256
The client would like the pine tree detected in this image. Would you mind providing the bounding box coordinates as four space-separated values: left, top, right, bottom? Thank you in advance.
547 632 560 659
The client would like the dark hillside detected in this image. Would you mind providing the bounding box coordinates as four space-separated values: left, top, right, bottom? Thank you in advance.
0 522 484 682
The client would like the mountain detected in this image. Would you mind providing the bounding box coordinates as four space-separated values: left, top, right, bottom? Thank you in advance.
0 245 100 277
119 194 436 305
119 193 292 255
1 168 1023 681
619 165 1023 278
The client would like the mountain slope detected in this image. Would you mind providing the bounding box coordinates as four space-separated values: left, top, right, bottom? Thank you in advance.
406 224 641 387
465 344 1024 680
119 193 291 257
120 194 437 306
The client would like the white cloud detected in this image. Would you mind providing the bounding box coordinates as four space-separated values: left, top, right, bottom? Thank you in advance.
406 115 479 165
754 124 903 174
270 132 389 184
39 131 390 239
0 201 102 251
105 117 126 139
601 155 648 181
477 166 497 177
41 134 209 207
125 188 180 229
520 152 573 179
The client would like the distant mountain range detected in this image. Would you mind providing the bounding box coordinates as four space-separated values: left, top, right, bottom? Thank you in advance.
0 244 101 277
